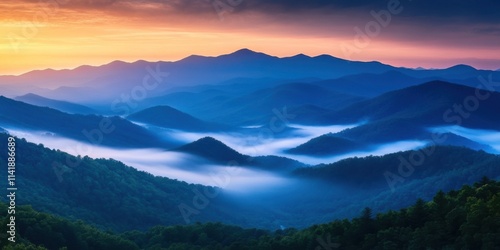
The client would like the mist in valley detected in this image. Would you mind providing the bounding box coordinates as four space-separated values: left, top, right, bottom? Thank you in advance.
6 121 500 230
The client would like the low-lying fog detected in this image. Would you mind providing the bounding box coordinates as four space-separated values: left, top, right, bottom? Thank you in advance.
5 123 429 192
165 124 428 165
10 124 495 190
9 124 499 228
6 128 293 190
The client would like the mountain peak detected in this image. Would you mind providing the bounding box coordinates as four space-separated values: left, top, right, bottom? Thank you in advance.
17 93 40 98
233 48 258 55
194 136 225 145
224 48 273 59
174 137 247 163
287 53 311 59
186 137 236 151
137 105 183 113
445 64 477 72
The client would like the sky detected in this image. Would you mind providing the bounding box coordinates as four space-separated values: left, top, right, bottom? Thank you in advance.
1 0 500 75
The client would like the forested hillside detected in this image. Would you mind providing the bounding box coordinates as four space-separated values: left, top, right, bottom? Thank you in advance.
1 179 499 249
0 133 232 231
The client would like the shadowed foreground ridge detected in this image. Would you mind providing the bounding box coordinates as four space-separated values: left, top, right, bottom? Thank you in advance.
2 178 498 249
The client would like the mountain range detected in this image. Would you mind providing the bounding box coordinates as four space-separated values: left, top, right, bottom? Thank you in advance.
287 81 500 156
1 49 499 240
1 49 498 109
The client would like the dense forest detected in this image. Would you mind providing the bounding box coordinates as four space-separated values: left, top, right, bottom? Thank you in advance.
0 133 235 231
1 178 499 249
1 132 500 234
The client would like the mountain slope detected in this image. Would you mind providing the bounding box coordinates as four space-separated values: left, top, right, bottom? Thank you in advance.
320 81 500 129
0 96 171 148
289 80 500 155
128 105 230 132
294 81 500 154
313 70 431 97
185 82 363 125
286 133 364 156
288 120 498 157
15 93 97 114
0 49 395 104
0 133 237 231
294 146 500 190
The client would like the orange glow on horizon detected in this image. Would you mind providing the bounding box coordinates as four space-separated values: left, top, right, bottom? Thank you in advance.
1 1 499 76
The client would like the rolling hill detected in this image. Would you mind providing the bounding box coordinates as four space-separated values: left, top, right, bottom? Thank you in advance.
318 81 500 128
285 81 500 156
294 146 500 190
15 93 97 114
127 105 230 132
0 49 394 104
0 96 172 148
287 119 498 157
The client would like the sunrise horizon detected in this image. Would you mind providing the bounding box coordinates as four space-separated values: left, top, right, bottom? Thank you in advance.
1 1 500 249
2 0 500 75
2 47 499 77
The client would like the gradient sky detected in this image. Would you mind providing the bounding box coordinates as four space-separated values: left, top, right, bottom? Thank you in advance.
1 0 499 75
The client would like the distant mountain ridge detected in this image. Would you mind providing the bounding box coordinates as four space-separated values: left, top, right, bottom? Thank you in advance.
2 49 498 105
318 80 500 128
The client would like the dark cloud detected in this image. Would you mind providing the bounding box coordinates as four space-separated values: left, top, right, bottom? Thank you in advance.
242 0 500 23
15 0 500 25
